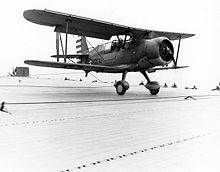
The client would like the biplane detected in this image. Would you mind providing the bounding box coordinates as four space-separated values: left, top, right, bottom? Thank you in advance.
23 9 195 95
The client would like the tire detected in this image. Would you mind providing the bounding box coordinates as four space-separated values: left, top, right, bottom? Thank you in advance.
115 81 129 95
150 89 160 95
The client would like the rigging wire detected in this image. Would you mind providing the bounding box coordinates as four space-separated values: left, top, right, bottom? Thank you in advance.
89 73 112 83
85 38 105 60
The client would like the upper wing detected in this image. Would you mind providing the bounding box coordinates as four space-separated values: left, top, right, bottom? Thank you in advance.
24 60 130 73
23 9 195 40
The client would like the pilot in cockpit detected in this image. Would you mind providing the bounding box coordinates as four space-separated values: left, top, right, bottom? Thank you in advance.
111 39 124 51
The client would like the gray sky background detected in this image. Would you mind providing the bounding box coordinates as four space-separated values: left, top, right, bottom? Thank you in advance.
0 0 219 88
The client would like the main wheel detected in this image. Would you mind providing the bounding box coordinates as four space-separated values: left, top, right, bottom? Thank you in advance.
150 89 160 95
115 80 129 95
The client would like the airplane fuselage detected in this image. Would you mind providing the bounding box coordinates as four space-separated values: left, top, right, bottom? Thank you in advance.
88 37 174 71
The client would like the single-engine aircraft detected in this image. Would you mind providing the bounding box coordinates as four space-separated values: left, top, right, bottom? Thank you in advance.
23 9 195 95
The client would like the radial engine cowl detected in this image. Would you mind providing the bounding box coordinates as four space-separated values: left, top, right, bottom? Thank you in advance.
144 37 174 66
159 39 174 62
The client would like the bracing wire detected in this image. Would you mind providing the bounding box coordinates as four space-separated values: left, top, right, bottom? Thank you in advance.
89 73 112 83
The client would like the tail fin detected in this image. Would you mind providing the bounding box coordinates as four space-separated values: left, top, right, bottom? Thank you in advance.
76 36 89 54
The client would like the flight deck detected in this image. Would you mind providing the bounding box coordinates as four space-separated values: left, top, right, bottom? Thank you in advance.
0 77 220 172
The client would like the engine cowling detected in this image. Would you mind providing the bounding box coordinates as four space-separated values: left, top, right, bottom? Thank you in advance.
137 37 174 68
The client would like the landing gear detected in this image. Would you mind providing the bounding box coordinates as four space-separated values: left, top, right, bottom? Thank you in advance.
114 71 130 95
115 80 130 95
141 71 160 95
150 88 160 95
114 70 160 95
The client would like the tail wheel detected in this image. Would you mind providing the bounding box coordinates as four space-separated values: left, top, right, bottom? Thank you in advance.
150 89 160 95
115 80 129 95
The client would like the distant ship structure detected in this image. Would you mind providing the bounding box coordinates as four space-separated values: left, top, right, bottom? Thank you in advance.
8 67 29 77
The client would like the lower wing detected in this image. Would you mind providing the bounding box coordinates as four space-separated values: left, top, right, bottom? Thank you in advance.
24 60 188 73
147 66 189 73
24 60 130 73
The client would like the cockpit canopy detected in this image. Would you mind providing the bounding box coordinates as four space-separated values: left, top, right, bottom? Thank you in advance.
89 36 135 56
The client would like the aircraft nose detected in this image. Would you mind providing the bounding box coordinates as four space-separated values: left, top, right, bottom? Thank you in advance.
159 40 174 62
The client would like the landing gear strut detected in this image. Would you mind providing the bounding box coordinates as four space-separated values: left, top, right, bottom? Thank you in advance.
141 71 160 95
114 71 130 95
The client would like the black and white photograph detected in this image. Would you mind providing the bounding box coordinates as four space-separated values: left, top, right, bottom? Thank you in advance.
0 0 220 171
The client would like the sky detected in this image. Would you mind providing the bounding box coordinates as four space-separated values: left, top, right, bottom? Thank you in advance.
0 0 219 88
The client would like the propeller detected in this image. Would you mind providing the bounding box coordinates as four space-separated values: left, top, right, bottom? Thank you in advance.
159 40 174 63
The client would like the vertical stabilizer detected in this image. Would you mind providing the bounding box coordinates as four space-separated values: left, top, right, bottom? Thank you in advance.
76 36 89 54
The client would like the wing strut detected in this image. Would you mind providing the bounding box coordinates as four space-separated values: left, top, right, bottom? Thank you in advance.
59 33 65 57
56 32 59 62
64 20 69 63
128 32 139 45
175 36 182 66
55 32 66 62
122 35 127 48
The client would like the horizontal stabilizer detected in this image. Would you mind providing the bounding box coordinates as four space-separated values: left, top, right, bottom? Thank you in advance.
51 54 89 59
148 66 189 73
